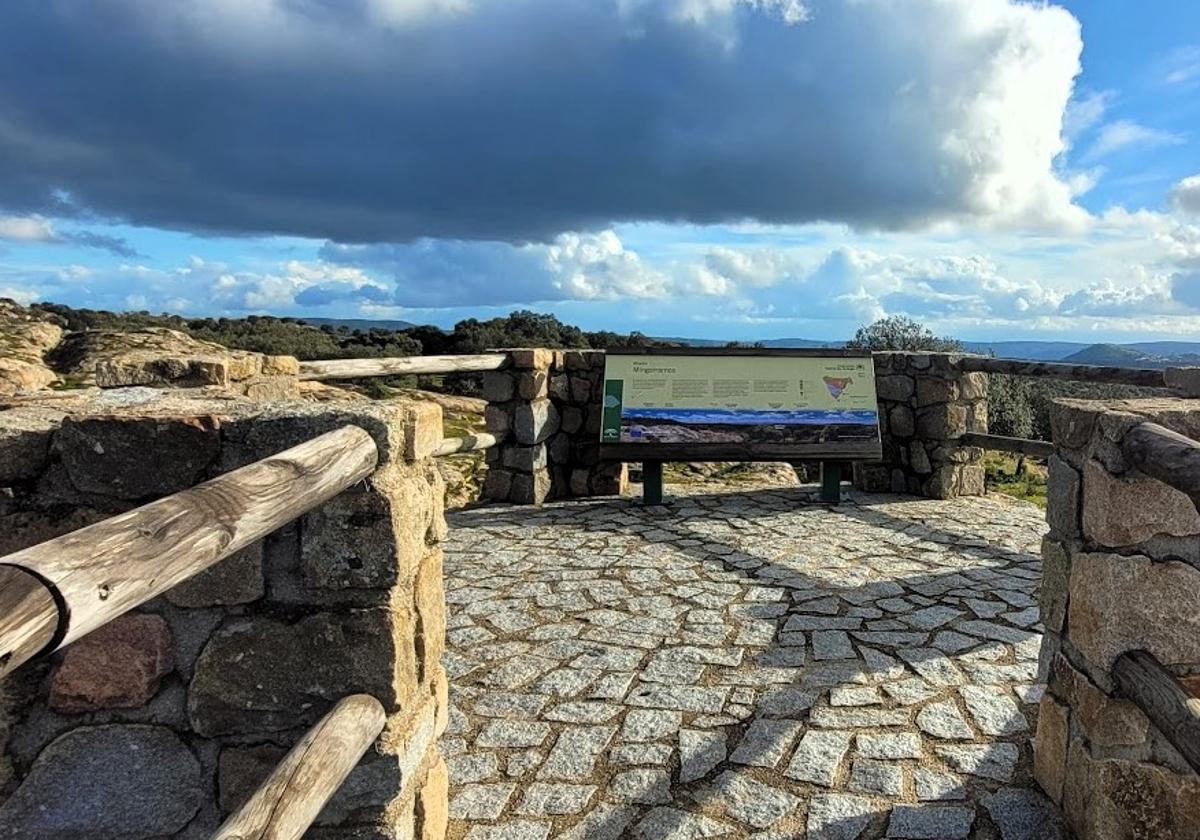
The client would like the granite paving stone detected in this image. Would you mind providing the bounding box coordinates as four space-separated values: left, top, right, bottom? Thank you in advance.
444 486 1058 837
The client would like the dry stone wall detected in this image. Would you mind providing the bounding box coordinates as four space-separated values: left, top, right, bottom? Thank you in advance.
482 348 987 503
854 352 988 499
1035 397 1200 839
0 393 449 839
481 349 626 504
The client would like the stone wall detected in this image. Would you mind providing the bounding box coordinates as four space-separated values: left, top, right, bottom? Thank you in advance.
0 392 449 839
1035 397 1200 839
481 349 626 504
853 352 988 499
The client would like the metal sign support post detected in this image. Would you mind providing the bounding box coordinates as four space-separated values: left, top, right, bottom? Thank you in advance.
820 461 841 505
641 461 666 506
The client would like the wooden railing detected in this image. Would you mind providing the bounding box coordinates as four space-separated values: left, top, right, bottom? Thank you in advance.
0 425 378 677
434 432 499 457
0 425 391 837
1104 422 1200 774
954 356 1197 458
213 694 386 840
298 353 507 381
957 356 1170 388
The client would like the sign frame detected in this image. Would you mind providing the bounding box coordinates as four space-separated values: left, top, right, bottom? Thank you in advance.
598 347 882 503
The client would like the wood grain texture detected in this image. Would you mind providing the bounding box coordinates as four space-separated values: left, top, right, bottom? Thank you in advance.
433 433 499 457
957 356 1166 387
298 353 508 381
598 440 882 462
1113 650 1200 774
212 694 386 840
959 432 1053 458
0 425 378 675
0 565 59 678
1122 422 1200 508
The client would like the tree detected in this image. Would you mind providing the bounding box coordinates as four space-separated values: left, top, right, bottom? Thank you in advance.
845 316 963 352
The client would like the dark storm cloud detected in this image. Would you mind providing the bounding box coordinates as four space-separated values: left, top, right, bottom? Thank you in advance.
0 0 1083 243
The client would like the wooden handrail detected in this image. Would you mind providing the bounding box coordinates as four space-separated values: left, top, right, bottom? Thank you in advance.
1122 422 1200 509
433 433 499 457
212 694 386 840
959 432 1054 458
0 425 379 679
298 353 508 381
956 356 1167 387
1113 650 1200 774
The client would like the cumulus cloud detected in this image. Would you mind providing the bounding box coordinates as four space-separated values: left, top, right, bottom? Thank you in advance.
1172 175 1200 216
320 231 669 307
0 0 1086 242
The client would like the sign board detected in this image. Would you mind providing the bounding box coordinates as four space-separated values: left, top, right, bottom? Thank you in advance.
598 348 882 462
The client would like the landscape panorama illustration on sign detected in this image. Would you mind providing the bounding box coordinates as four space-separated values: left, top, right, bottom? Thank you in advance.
600 353 881 447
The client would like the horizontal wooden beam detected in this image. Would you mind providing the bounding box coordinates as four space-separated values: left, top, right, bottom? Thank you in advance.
298 354 508 381
433 432 499 457
959 432 1054 458
1113 650 1200 775
957 356 1166 387
212 694 386 840
1122 421 1200 508
0 425 378 679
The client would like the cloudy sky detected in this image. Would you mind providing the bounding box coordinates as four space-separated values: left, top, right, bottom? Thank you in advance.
1 0 1198 341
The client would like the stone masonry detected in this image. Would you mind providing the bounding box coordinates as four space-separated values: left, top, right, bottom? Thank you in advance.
1035 397 1200 839
484 348 985 504
482 349 626 504
0 391 449 839
854 352 988 499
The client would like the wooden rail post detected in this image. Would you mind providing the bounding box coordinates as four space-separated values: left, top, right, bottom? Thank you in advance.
211 694 387 840
1122 421 1200 511
0 425 379 679
1113 650 1200 774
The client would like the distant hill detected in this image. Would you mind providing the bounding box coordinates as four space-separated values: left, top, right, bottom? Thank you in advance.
1061 343 1200 369
298 317 417 332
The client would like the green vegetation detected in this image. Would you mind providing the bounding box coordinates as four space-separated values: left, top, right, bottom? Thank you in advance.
28 304 671 361
983 452 1047 508
845 315 963 352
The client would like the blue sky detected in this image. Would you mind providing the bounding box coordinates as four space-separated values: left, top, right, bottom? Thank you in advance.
0 0 1198 342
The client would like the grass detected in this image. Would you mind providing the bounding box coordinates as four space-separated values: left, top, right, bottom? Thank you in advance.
984 450 1048 507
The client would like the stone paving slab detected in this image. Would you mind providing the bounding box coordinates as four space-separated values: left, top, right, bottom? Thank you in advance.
443 486 1064 839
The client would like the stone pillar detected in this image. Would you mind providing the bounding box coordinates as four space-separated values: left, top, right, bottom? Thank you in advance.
853 351 987 499
0 394 448 839
1035 397 1200 839
481 348 627 504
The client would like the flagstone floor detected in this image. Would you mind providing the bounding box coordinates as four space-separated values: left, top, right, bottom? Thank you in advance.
441 485 1063 840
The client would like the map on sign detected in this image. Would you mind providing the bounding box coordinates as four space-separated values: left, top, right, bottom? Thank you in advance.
599 351 880 450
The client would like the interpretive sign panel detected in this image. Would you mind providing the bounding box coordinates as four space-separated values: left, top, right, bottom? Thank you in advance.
599 348 882 462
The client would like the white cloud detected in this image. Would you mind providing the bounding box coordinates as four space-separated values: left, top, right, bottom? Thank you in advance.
1083 119 1185 161
1163 45 1200 86
0 215 55 242
1171 175 1200 216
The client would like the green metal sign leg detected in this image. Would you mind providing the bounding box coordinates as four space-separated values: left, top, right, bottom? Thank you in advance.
820 461 841 504
642 461 665 505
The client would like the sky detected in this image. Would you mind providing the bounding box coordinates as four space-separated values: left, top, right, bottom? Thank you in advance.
0 0 1198 342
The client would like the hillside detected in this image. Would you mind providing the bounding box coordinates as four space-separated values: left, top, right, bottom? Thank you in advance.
1061 343 1200 369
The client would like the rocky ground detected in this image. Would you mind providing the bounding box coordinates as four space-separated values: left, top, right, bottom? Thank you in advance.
441 485 1059 839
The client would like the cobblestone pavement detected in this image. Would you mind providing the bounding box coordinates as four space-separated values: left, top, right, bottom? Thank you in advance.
442 486 1062 840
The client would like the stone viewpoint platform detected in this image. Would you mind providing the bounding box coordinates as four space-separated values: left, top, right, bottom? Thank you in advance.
442 485 1058 840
